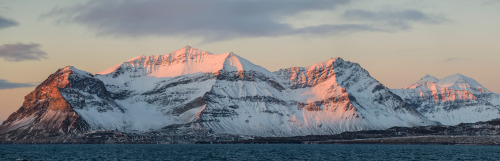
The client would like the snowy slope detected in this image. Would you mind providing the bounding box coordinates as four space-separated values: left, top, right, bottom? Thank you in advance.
392 74 500 125
2 46 436 139
86 47 280 132
272 58 434 135
96 46 272 78
490 94 500 105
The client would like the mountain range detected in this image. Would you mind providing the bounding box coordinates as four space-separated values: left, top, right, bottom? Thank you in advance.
1 46 498 143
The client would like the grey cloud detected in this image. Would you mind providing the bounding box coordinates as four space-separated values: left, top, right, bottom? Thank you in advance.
0 79 34 89
293 24 388 35
0 16 18 29
43 0 393 41
482 0 500 5
343 9 449 30
0 43 48 61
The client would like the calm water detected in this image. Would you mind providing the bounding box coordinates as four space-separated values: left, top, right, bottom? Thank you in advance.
1 144 499 161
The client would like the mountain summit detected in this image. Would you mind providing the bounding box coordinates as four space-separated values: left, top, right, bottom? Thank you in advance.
405 74 491 94
96 46 266 78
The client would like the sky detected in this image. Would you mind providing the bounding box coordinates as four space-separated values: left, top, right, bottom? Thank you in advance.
1 0 500 122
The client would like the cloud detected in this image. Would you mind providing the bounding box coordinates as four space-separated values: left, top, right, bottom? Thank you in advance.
43 1 450 41
44 0 393 41
0 43 48 61
0 79 34 89
342 9 449 30
482 0 500 5
0 16 18 29
292 24 386 35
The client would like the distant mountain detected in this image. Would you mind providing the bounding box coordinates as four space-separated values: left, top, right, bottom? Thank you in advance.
0 46 435 142
392 74 500 125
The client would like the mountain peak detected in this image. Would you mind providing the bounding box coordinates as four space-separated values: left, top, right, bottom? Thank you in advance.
437 73 491 93
405 73 491 94
96 46 274 78
60 66 91 77
170 46 212 57
439 73 472 84
441 73 468 82
177 45 192 51
417 75 438 83
127 55 146 62
333 57 344 62
422 74 435 79
326 57 344 63
221 51 263 73
61 65 75 71
306 57 345 70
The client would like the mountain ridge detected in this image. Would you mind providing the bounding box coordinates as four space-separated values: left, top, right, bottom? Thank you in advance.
404 74 491 94
392 73 500 125
1 46 497 143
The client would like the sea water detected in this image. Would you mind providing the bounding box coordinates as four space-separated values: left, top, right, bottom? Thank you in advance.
1 144 499 160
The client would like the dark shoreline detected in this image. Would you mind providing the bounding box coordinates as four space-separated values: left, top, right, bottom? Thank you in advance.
2 119 500 145
206 136 500 145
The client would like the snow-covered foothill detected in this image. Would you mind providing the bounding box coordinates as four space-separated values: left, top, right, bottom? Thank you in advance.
392 74 500 125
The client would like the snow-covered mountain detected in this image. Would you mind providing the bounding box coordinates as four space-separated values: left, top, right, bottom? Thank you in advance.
1 46 436 141
392 74 500 125
0 67 96 139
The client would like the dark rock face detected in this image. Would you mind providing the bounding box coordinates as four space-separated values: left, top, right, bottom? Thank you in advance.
275 66 333 89
215 70 285 91
398 93 491 113
61 70 123 112
0 67 126 142
140 74 215 108
296 95 353 112
0 67 91 141
142 74 215 96
193 70 290 124
172 97 206 116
